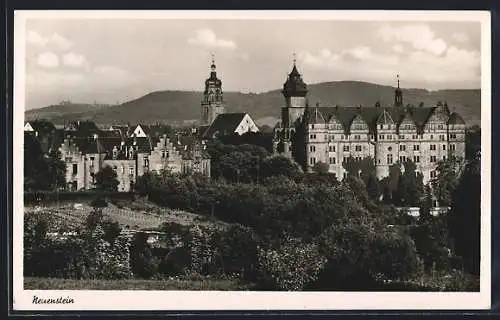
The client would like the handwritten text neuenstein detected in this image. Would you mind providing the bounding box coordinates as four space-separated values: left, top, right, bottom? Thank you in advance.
33 296 75 304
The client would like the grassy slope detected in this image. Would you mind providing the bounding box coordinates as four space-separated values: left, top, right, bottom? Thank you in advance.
25 199 228 232
24 277 254 290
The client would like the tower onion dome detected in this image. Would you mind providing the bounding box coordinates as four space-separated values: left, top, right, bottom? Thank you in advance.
205 57 222 91
282 59 308 97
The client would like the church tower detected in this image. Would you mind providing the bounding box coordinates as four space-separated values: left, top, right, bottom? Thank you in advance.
394 74 403 107
282 55 308 127
274 55 309 159
201 55 225 126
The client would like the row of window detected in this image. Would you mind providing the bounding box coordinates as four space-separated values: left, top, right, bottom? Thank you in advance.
309 133 460 141
70 163 136 176
310 154 448 166
310 144 456 153
313 123 448 131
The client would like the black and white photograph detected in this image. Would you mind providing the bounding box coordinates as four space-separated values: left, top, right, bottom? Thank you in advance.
12 10 491 310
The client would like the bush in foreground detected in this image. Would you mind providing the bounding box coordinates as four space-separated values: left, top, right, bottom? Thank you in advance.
256 235 327 291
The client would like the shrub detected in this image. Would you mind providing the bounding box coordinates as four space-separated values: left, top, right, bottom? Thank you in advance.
130 232 160 279
256 235 327 291
157 247 191 276
219 224 259 280
316 218 419 290
91 197 108 208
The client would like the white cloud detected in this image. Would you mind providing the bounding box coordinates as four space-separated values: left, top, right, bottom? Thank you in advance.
392 44 404 53
187 29 236 50
62 52 87 67
36 52 59 68
377 24 447 55
301 43 479 86
26 30 72 50
302 46 398 69
452 32 469 43
50 33 72 50
27 30 49 46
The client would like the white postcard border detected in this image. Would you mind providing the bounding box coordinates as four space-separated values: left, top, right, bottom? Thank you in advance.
12 10 492 311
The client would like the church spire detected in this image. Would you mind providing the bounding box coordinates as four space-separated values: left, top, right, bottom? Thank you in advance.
210 54 217 78
283 53 307 98
201 54 225 126
394 74 403 107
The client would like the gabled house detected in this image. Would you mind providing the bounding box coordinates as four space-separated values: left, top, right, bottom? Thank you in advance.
202 113 259 139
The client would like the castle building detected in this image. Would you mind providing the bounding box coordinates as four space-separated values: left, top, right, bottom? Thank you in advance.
58 132 211 192
200 56 226 127
273 62 466 185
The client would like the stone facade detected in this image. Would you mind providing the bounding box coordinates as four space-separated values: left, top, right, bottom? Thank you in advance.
274 63 466 185
59 132 211 192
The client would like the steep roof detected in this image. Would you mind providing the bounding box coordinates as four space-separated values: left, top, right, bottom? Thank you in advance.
447 112 466 125
26 120 56 133
141 124 173 137
70 137 105 155
203 113 248 138
376 109 395 125
309 105 436 134
282 63 308 97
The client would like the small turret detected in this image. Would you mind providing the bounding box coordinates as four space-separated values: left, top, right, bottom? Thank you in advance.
394 74 403 107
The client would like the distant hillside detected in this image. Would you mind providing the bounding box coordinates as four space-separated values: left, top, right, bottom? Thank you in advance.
25 81 481 126
24 103 111 122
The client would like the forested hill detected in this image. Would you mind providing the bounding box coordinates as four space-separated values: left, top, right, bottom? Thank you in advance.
25 81 481 126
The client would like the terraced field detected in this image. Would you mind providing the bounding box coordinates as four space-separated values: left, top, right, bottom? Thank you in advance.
24 200 228 232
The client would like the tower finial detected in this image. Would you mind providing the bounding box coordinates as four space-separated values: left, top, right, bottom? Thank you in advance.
292 52 296 65
397 74 400 88
210 53 216 72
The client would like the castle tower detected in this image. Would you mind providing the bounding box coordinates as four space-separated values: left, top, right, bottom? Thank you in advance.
201 55 225 126
394 74 403 107
282 54 308 127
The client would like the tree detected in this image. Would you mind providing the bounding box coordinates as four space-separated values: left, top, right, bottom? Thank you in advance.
432 156 463 206
380 160 423 207
257 235 327 290
207 142 269 182
46 149 66 190
24 133 66 191
342 156 380 201
447 155 480 275
465 125 481 161
260 155 303 181
365 173 381 201
317 217 419 289
312 161 329 174
130 232 159 279
395 160 424 207
95 165 119 192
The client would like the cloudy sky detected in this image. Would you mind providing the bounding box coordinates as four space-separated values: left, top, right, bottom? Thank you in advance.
22 16 481 109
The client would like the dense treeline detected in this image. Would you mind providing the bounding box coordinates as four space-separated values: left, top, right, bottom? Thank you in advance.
24 127 481 290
